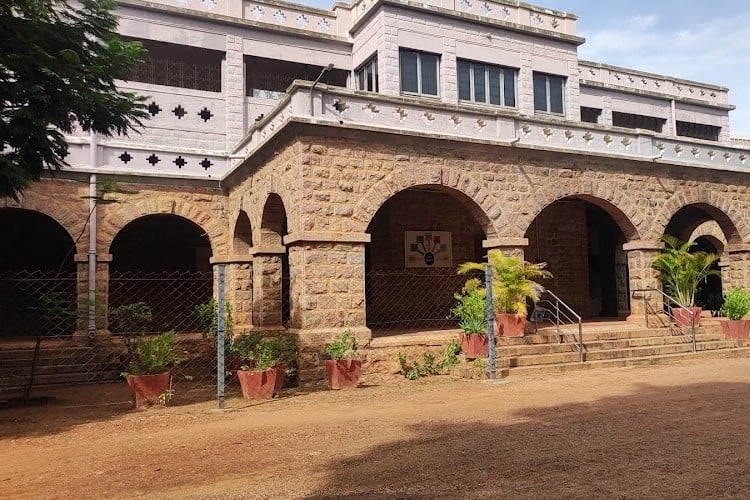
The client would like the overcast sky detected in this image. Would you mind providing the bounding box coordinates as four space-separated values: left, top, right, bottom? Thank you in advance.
295 0 750 137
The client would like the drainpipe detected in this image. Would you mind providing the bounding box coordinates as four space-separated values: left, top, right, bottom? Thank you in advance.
88 133 98 337
309 63 334 117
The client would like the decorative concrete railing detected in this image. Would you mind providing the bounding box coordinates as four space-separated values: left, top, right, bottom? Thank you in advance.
579 61 730 107
243 0 344 37
349 0 577 37
232 82 750 176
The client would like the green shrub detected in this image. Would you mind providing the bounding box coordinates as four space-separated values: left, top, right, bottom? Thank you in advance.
721 288 750 320
230 332 298 372
125 331 179 376
195 299 234 339
397 340 461 380
451 278 487 335
325 330 358 360
109 302 152 334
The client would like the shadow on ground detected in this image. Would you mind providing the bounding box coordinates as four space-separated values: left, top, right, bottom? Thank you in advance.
308 381 750 498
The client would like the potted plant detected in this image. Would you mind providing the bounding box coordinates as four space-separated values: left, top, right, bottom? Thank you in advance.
230 333 279 400
451 278 489 358
122 331 179 408
458 250 551 337
651 235 720 327
719 288 750 339
324 330 362 390
269 333 298 392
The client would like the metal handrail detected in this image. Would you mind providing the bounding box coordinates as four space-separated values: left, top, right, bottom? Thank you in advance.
537 289 584 363
631 288 697 352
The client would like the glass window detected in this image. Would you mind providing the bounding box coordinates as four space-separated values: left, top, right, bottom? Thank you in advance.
355 56 378 92
580 107 602 124
533 72 566 114
457 59 517 108
399 49 439 96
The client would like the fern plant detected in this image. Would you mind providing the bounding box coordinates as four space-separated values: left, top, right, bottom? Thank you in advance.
458 250 551 317
652 235 720 307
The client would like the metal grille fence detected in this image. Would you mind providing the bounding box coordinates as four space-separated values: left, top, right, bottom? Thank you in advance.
366 269 474 331
129 58 222 92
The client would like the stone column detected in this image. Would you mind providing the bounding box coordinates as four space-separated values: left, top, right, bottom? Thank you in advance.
284 232 371 384
224 35 246 148
482 237 528 261
250 246 286 332
623 240 667 327
75 253 112 335
724 244 750 292
210 256 253 335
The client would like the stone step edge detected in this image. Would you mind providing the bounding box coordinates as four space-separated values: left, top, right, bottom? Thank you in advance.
506 346 750 376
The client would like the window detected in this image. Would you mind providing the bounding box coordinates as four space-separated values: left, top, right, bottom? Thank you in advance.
677 121 720 141
580 107 602 124
124 38 224 92
399 49 439 96
245 56 349 99
533 72 565 114
612 111 666 133
356 56 378 92
457 60 516 107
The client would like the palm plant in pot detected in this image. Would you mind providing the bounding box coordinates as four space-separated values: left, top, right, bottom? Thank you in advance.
324 330 361 390
719 288 750 340
458 250 551 337
651 236 720 327
122 331 179 408
230 333 280 400
450 278 489 358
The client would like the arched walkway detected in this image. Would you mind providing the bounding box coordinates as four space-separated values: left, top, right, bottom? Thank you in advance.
523 195 639 319
0 208 77 337
365 185 489 333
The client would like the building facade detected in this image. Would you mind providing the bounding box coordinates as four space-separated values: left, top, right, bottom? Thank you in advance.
3 0 750 381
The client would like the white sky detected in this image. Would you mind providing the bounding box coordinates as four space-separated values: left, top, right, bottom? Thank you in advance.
293 0 750 137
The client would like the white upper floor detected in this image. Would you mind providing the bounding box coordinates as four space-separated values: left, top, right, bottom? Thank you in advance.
63 0 743 180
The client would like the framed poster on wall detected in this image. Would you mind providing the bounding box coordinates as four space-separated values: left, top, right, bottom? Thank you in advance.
405 231 452 268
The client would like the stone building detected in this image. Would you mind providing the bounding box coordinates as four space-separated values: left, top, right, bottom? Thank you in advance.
2 0 749 381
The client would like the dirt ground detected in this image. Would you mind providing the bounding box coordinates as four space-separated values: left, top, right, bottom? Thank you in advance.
2 358 750 499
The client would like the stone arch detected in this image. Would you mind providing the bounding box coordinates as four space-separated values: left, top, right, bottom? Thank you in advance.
518 183 642 241
242 188 295 244
232 210 253 254
1 191 87 254
689 220 727 254
651 191 747 244
100 197 225 256
352 167 501 238
259 193 288 247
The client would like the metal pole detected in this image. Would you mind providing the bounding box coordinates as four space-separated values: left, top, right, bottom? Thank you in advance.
217 264 226 409
87 172 97 338
485 264 496 379
691 311 697 353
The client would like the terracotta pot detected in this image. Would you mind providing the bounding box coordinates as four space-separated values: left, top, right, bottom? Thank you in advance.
673 307 702 327
273 362 289 392
721 319 750 340
459 333 489 358
495 313 526 337
236 369 277 400
126 373 171 408
325 359 362 390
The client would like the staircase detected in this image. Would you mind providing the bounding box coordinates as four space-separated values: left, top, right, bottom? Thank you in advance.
0 339 125 397
499 320 750 376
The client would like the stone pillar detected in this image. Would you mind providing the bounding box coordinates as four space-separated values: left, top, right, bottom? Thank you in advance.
623 240 667 327
284 232 371 384
250 247 286 332
210 256 253 335
482 237 528 261
224 35 246 148
724 244 750 292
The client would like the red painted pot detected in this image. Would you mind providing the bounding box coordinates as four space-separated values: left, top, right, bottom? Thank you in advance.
236 369 277 400
126 373 171 408
459 333 489 358
325 359 362 390
721 319 750 340
273 362 289 392
673 307 701 328
495 313 526 337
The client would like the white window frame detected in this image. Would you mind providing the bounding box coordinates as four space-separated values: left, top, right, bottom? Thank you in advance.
533 72 566 115
355 55 378 92
399 49 440 97
457 59 517 108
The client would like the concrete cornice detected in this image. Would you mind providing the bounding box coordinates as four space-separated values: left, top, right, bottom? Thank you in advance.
284 232 372 245
580 80 735 112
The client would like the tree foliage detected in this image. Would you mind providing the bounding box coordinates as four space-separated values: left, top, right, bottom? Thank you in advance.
0 0 148 199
